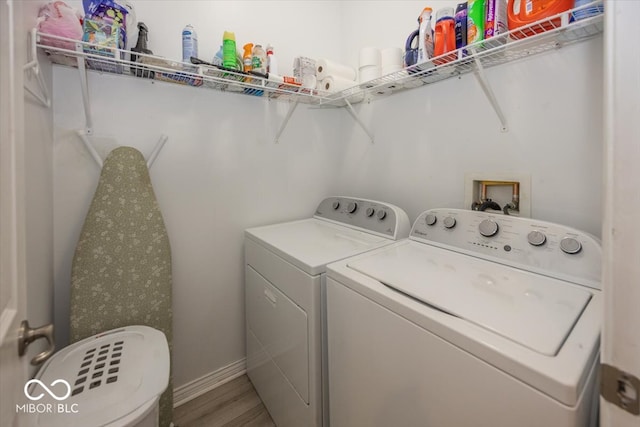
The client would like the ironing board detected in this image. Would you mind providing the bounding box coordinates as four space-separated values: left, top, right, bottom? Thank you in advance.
70 146 173 426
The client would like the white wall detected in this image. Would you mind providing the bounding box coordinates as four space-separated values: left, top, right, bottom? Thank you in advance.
338 1 603 236
52 0 603 391
53 1 346 388
21 0 55 376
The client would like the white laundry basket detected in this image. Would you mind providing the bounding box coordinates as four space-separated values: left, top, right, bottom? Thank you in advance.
31 325 170 427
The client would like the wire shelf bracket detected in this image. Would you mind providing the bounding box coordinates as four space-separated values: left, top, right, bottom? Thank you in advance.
24 28 51 108
274 101 299 143
470 47 509 132
77 129 168 169
345 99 375 144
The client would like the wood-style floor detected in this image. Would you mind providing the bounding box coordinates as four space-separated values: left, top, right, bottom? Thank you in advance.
174 375 275 427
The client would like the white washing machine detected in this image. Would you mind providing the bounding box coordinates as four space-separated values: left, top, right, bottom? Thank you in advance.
244 197 410 427
326 208 601 427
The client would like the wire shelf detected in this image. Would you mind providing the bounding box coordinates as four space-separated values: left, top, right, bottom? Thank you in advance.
36 1 603 108
321 1 604 107
36 33 333 105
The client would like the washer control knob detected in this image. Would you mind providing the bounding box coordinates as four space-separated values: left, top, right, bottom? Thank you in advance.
527 230 547 246
479 219 499 237
443 216 456 229
425 213 437 226
332 201 340 210
560 237 582 254
347 202 358 214
376 209 387 220
365 207 375 217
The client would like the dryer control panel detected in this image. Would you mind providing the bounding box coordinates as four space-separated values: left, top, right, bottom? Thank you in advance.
315 197 411 240
410 209 602 289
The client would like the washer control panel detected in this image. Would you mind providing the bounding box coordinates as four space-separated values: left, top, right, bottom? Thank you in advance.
315 197 410 239
410 209 602 289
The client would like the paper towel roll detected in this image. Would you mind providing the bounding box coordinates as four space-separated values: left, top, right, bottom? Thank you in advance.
316 59 356 81
359 65 381 83
320 76 356 93
359 47 381 67
380 47 403 69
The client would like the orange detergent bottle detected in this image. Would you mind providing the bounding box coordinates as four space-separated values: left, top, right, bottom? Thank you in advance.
507 0 574 38
434 7 457 65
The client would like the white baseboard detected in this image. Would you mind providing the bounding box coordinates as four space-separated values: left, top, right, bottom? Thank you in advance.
173 358 246 408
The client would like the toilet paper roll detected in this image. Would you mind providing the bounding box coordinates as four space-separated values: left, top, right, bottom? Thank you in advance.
347 93 365 104
320 76 356 93
302 74 317 89
380 47 403 69
359 65 382 83
316 59 357 82
359 47 381 67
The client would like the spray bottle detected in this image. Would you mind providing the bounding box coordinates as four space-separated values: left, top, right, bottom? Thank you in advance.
417 7 434 63
266 44 278 75
182 24 198 63
130 22 153 78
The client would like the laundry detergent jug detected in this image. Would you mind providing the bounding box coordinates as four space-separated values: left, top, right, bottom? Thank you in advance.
404 28 419 67
507 0 574 39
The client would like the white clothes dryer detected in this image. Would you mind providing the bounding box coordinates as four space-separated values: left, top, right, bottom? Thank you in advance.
326 208 601 427
244 197 410 427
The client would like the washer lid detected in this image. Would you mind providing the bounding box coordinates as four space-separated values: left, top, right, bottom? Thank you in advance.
246 218 390 276
347 242 592 356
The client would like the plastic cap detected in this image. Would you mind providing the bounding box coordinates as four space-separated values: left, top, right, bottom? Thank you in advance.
243 43 253 54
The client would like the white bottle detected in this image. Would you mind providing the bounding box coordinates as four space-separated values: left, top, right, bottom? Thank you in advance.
252 44 267 74
182 24 198 63
266 44 278 75
417 7 434 63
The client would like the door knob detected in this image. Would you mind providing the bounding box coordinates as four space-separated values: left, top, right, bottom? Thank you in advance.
18 320 55 366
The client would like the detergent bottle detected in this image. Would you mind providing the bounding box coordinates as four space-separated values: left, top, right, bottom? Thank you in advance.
434 7 456 64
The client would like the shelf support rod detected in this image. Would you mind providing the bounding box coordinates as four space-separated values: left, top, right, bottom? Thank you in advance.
75 41 94 134
76 129 103 168
23 28 51 108
274 101 299 144
345 99 374 143
147 134 168 169
471 50 508 132
77 130 168 170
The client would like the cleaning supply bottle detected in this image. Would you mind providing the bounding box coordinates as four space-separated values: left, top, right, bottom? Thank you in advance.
130 22 153 78
417 7 434 64
434 7 456 63
243 43 254 72
212 45 223 66
251 44 267 74
266 44 278 75
223 31 236 69
182 24 198 62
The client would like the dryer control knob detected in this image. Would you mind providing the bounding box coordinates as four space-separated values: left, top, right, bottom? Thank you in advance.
479 219 499 237
425 213 437 226
527 230 547 246
347 202 358 214
366 207 375 217
560 237 582 254
332 201 340 210
376 209 387 220
443 216 456 229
